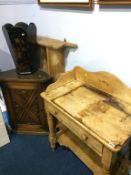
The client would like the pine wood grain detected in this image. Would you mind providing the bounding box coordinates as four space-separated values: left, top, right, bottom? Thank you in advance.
41 66 131 175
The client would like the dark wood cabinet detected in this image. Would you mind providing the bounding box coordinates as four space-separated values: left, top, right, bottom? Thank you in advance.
0 69 52 134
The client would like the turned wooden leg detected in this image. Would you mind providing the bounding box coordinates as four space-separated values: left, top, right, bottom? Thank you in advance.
102 166 111 175
47 112 56 151
129 141 131 162
125 142 131 175
102 147 113 175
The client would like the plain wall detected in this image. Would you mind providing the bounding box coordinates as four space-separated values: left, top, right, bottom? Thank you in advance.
0 3 131 86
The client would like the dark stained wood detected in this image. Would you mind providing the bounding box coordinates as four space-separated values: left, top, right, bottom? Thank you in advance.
98 0 131 5
2 22 39 75
38 0 93 9
0 69 52 135
0 69 52 83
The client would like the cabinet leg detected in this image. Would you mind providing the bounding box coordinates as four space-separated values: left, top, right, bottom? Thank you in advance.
47 112 56 151
129 141 131 161
102 166 111 175
125 142 131 175
101 147 112 175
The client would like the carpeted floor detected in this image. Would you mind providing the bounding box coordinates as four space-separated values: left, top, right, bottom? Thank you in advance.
0 133 92 175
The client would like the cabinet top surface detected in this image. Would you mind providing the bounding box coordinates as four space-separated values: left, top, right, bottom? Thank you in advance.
0 69 52 83
37 36 78 50
41 66 131 151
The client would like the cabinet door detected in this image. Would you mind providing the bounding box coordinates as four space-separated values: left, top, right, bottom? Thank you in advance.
2 82 47 134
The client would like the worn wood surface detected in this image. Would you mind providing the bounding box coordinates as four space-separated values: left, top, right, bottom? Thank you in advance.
0 69 51 83
41 66 131 175
37 36 77 50
37 36 77 80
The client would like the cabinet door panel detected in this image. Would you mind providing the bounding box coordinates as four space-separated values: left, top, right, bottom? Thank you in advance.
0 69 52 134
3 82 46 131
10 83 41 124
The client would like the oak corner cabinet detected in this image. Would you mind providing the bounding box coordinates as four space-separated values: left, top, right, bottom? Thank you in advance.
0 69 52 135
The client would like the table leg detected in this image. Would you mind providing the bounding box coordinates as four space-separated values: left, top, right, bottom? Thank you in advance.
129 141 131 161
47 112 56 151
102 147 112 175
102 166 111 175
127 142 131 175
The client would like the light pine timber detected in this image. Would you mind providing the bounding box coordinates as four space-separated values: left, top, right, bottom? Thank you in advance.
37 36 77 80
41 66 131 175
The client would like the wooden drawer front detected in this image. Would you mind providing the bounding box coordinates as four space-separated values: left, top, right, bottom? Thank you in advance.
0 123 8 138
87 137 103 156
5 82 39 90
4 82 43 126
46 102 103 156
